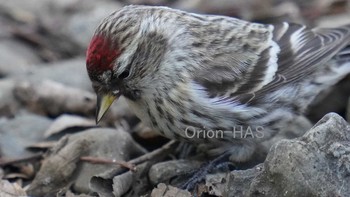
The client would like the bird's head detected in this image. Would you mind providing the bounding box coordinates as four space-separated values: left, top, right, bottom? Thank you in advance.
86 34 124 123
86 6 174 123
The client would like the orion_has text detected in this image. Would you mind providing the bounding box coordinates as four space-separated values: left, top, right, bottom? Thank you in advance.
184 125 265 139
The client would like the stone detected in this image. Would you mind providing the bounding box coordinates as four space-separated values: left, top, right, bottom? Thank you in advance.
249 113 350 197
149 159 203 185
0 79 20 117
27 127 147 196
0 40 40 77
0 112 52 158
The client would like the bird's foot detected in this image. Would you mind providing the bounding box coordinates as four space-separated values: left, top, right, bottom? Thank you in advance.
180 152 235 191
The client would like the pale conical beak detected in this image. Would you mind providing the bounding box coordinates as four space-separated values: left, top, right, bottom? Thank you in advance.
96 92 119 124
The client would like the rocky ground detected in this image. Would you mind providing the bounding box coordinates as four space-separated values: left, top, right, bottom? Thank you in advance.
0 0 349 196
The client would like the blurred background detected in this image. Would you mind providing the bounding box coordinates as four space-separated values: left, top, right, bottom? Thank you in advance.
1 0 349 73
0 0 349 196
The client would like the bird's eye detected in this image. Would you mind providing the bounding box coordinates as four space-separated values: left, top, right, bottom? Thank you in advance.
118 70 130 79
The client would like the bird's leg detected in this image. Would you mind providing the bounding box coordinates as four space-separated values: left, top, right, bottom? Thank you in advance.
180 151 235 191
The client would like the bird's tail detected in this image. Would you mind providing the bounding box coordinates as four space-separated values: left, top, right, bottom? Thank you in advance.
327 24 350 82
331 24 350 77
335 24 350 74
312 29 350 87
335 44 350 65
301 35 350 107
328 43 350 83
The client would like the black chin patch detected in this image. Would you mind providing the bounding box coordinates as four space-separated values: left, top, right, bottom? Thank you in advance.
123 90 141 101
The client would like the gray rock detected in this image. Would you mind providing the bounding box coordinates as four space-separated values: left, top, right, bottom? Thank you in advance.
0 179 27 196
0 112 52 158
65 2 123 48
0 79 20 117
248 113 350 197
4 58 91 91
44 114 95 138
13 78 135 124
221 113 350 197
225 165 264 197
149 159 203 185
13 80 96 117
0 40 41 77
0 0 52 17
151 183 191 197
24 57 92 91
27 127 146 196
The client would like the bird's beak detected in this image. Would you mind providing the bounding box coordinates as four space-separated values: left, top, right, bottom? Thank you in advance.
96 92 120 124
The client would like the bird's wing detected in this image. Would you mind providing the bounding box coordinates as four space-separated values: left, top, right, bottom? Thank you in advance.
252 23 350 97
192 22 279 99
193 22 350 105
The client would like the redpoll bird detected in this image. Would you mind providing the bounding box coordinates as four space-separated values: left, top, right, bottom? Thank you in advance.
86 5 350 162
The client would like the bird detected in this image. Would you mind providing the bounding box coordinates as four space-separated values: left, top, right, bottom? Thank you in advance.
86 5 350 163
